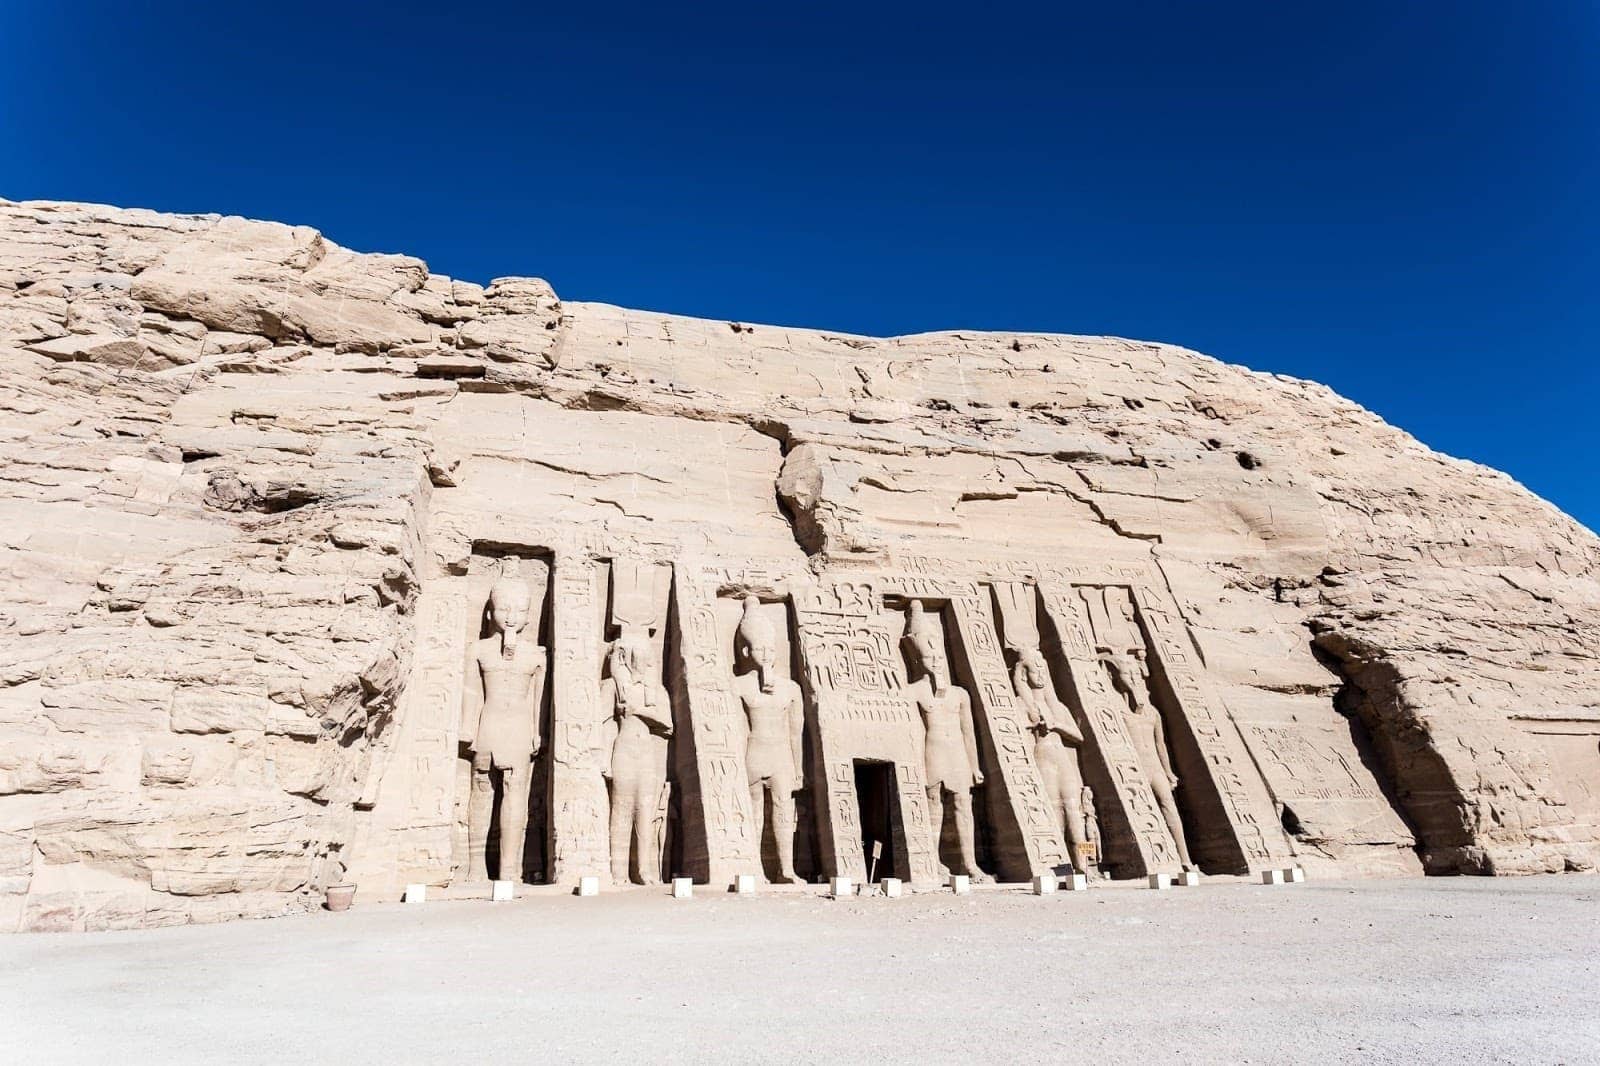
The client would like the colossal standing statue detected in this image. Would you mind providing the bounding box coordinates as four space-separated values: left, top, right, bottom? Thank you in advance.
1101 647 1196 871
733 595 806 883
904 600 990 883
460 572 547 882
602 627 673 884
1008 640 1096 875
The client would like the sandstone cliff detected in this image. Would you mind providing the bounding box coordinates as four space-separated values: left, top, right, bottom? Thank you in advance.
1 198 1595 932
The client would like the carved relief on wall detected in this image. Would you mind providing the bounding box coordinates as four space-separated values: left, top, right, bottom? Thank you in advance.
1037 584 1185 876
547 555 610 883
1129 587 1289 870
457 556 552 884
792 580 940 885
901 600 991 883
1034 582 1291 876
731 595 808 883
1098 639 1197 871
992 582 1099 875
600 560 676 885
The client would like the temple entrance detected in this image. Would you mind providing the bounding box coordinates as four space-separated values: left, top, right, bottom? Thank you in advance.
854 760 902 881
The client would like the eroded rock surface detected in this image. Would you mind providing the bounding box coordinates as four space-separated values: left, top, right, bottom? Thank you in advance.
1 198 1596 932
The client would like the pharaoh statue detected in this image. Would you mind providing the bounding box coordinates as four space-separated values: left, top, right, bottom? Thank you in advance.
460 567 548 882
733 595 806 883
1101 646 1196 870
601 626 673 884
903 600 990 883
1008 640 1096 875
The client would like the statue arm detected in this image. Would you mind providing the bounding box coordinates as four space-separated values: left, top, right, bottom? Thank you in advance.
959 692 984 785
599 681 618 779
530 655 547 755
1052 699 1085 744
788 688 805 781
1151 706 1179 786
460 647 484 746
638 691 674 736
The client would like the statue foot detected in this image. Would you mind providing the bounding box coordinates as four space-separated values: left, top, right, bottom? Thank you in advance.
969 870 994 885
778 872 804 885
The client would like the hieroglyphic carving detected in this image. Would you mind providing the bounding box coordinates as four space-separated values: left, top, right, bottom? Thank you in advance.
1038 584 1179 874
793 580 939 884
1243 725 1380 803
671 574 759 882
548 556 610 883
948 594 1070 877
1130 587 1291 868
386 586 471 887
889 552 1159 589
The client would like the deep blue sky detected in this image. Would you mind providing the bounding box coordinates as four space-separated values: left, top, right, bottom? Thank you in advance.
5 3 1596 529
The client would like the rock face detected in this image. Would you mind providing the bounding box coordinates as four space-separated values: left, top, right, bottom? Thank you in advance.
1 198 1596 932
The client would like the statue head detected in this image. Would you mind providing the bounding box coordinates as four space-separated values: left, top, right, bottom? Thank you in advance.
488 577 532 638
1011 641 1050 690
904 600 950 694
1103 646 1147 687
737 595 781 693
611 627 653 677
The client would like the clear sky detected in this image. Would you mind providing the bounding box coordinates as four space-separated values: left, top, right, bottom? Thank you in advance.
5 3 1596 530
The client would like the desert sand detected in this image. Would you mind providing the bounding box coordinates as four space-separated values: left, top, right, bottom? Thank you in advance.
3 876 1596 1064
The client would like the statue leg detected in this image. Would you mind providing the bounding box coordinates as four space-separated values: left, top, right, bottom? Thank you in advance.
1056 756 1089 874
609 776 635 884
771 786 800 883
748 781 767 876
1151 778 1194 869
1035 750 1068 854
925 785 945 876
497 763 532 883
633 773 663 885
950 789 990 883
466 765 494 881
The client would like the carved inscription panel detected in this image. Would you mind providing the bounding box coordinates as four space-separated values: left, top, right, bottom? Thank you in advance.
793 580 939 884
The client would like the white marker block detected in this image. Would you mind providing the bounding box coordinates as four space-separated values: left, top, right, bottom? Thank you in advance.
672 877 693 899
1261 868 1285 886
490 880 515 902
881 878 903 898
949 874 971 895
1147 873 1171 890
403 883 428 904
577 876 601 897
1032 874 1058 895
1286 866 1306 883
734 874 758 896
829 876 853 898
1062 873 1089 892
1177 870 1201 887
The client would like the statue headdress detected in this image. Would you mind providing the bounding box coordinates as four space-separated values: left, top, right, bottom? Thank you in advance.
736 594 777 660
903 599 939 663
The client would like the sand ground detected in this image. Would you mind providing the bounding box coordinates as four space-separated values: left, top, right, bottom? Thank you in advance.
3 875 1597 1065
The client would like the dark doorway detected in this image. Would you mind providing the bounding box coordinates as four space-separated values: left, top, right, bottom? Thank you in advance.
854 760 902 881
